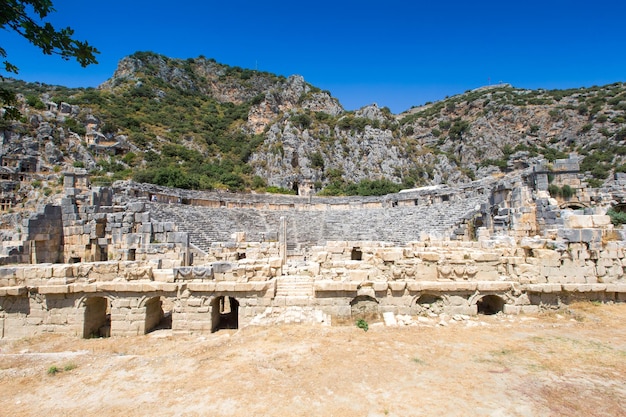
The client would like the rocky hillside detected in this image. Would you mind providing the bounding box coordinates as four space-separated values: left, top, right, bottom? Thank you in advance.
2 51 626 200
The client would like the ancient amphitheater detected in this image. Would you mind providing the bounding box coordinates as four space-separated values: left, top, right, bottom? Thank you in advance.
1 156 625 339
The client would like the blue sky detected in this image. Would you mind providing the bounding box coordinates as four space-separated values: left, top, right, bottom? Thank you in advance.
2 0 625 113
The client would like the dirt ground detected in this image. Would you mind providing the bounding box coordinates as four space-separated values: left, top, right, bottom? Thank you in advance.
1 302 625 417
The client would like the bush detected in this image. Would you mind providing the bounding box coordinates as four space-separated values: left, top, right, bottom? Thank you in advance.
596 114 608 123
64 118 86 136
26 94 46 109
355 179 402 196
265 186 297 195
251 175 266 190
309 151 324 169
586 178 603 188
561 184 574 198
151 166 199 189
548 184 560 198
290 113 312 129
356 319 369 332
550 184 575 199
448 119 469 140
337 115 373 132
607 208 626 225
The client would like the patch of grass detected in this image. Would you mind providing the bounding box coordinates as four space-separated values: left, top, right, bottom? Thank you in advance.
64 362 78 371
48 362 78 375
411 357 426 365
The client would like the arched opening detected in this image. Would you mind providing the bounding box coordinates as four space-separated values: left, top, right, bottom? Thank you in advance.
560 201 587 210
83 297 110 338
144 296 172 334
211 296 239 333
476 295 505 315
350 295 379 320
413 294 444 315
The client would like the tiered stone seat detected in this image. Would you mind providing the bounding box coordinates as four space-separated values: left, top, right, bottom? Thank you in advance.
148 193 488 251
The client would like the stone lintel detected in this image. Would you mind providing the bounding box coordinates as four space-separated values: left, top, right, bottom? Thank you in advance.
0 286 28 296
37 285 70 294
476 281 513 292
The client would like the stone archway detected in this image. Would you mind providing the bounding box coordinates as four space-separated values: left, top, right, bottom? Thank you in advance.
412 293 445 315
350 295 380 320
83 296 110 338
143 296 173 334
476 295 505 315
560 201 588 210
211 296 239 333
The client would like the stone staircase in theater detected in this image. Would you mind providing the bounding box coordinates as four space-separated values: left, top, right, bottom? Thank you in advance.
274 275 315 306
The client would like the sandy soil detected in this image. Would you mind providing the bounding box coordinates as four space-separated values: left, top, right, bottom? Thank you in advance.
1 302 625 417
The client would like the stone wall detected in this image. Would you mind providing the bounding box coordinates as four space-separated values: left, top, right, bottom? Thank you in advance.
2 164 626 338
1 228 625 338
24 205 63 263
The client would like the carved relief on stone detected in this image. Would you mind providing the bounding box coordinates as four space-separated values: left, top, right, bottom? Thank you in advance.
438 264 452 279
453 265 466 278
174 266 214 281
465 265 478 277
125 266 153 281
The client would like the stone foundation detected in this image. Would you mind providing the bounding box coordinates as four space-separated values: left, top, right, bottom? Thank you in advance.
1 237 625 339
2 162 626 338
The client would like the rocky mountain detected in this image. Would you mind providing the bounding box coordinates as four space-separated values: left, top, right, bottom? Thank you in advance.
1 51 626 204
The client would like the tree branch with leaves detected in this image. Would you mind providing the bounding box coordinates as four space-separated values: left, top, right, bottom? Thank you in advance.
0 0 99 119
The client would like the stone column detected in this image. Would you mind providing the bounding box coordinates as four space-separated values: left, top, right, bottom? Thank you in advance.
280 216 287 266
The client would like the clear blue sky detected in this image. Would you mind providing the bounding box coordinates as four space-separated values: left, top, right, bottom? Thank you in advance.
2 0 625 113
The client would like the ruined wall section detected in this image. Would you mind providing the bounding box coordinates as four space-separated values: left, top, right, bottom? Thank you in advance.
22 205 63 264
1 223 626 339
59 194 190 267
5 172 192 268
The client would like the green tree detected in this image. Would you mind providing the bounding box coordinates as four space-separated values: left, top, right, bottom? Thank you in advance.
1 0 99 118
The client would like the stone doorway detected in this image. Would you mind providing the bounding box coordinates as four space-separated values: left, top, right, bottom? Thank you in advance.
144 296 172 333
350 295 380 320
413 294 445 315
476 295 505 315
83 297 110 338
211 296 239 333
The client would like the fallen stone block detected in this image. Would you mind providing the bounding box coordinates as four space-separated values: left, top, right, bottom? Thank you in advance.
383 311 397 326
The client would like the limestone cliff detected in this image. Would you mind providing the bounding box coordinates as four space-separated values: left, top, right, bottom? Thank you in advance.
1 52 625 200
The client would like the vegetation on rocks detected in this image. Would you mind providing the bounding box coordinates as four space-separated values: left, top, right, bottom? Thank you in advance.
2 52 626 197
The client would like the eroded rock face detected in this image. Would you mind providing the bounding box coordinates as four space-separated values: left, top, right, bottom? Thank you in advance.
4 54 626 210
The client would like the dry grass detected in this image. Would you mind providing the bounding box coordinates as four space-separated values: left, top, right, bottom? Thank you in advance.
1 302 625 416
